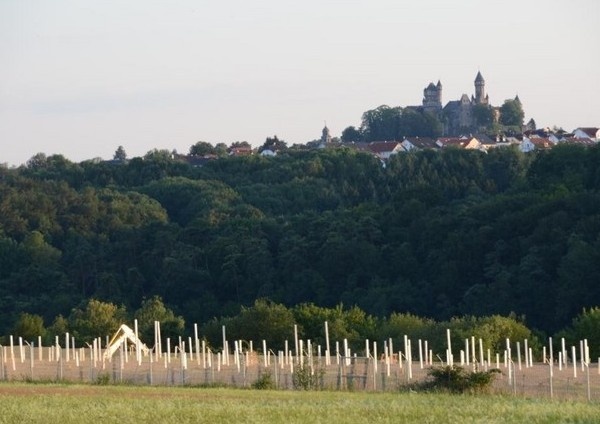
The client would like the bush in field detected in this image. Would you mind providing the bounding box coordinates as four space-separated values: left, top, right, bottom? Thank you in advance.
94 373 111 385
252 371 275 390
292 365 324 390
423 365 500 394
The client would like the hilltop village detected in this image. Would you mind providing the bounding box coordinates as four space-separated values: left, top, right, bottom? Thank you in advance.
146 71 597 167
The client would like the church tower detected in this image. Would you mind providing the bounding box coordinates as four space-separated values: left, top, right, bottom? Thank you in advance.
474 71 488 105
320 123 332 144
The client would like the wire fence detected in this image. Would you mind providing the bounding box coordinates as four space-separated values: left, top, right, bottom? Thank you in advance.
1 344 599 401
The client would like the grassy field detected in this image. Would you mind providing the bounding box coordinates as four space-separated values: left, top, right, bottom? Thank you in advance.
0 383 598 424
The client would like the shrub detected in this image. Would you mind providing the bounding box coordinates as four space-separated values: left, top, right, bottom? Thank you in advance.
292 366 324 390
94 373 111 385
424 365 500 394
252 371 275 390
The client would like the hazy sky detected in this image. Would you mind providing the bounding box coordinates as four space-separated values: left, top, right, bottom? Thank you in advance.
1 0 598 166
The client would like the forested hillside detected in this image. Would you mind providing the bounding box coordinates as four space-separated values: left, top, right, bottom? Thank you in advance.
1 144 600 339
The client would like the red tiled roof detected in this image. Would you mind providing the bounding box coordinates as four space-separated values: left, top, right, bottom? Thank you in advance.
529 138 553 149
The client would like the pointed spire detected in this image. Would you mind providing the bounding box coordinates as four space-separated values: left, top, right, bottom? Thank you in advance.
437 80 442 88
475 71 484 83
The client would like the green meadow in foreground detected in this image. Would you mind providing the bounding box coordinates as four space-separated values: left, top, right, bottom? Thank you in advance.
0 383 598 424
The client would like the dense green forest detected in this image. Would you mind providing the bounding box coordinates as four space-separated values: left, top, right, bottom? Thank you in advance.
1 144 600 349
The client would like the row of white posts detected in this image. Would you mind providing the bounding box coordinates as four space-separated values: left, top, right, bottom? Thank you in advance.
1 323 598 394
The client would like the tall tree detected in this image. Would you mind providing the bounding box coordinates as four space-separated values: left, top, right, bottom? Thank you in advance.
189 141 216 157
360 105 402 141
499 99 524 129
113 146 127 161
341 126 362 142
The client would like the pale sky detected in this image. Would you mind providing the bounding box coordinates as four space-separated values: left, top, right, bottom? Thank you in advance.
1 0 598 166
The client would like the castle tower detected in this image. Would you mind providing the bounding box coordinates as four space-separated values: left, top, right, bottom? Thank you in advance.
474 71 488 104
423 81 442 114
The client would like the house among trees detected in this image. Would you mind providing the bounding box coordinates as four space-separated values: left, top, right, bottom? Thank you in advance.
573 127 600 142
401 137 438 151
365 141 404 159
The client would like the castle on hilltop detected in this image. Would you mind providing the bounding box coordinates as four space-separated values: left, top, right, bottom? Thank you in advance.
413 71 520 136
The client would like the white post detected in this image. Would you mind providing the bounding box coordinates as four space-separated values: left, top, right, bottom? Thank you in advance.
134 319 141 365
284 340 289 365
9 336 15 370
167 338 171 364
308 339 313 372
418 339 423 369
38 336 43 362
558 352 563 371
424 340 428 365
470 336 475 366
517 341 522 370
65 333 69 362
529 348 533 367
479 338 484 369
222 325 227 365
572 345 577 378
324 321 330 366
385 344 390 377
365 339 370 358
561 337 566 365
543 346 546 364
404 335 409 367
262 340 267 367
19 337 24 363
343 338 349 366
465 339 469 366
294 325 299 364
373 341 378 373
524 339 529 368
407 339 412 380
157 321 162 358
446 329 452 366
580 340 585 371
194 324 200 365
